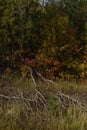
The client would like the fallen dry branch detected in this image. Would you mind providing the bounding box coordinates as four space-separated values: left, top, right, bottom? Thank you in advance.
32 70 87 111
30 69 48 109
0 70 87 113
54 92 87 111
0 89 87 112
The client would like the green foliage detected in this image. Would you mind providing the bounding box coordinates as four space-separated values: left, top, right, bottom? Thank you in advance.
49 97 57 110
0 0 86 79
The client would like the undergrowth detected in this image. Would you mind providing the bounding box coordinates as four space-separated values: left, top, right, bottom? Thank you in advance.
0 75 87 130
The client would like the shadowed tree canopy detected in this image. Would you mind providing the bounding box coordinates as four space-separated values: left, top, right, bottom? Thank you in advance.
0 0 86 79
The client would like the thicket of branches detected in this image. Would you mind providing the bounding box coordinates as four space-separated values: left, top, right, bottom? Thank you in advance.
0 0 87 79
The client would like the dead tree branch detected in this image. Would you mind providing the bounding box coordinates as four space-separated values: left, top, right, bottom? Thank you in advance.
0 70 87 112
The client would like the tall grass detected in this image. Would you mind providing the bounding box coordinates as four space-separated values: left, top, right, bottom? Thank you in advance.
0 75 87 130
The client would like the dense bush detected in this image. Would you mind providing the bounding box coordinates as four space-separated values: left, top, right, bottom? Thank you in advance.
0 0 87 79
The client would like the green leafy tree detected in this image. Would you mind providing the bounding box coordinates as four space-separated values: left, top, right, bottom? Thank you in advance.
0 0 86 79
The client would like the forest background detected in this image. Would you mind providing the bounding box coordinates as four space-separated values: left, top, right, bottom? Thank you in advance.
0 0 87 80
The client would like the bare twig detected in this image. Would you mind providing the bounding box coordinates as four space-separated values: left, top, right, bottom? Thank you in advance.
35 70 48 84
30 69 47 109
34 71 87 111
30 69 37 88
0 70 87 113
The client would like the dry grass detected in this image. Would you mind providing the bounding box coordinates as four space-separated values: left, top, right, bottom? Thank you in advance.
0 74 87 130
